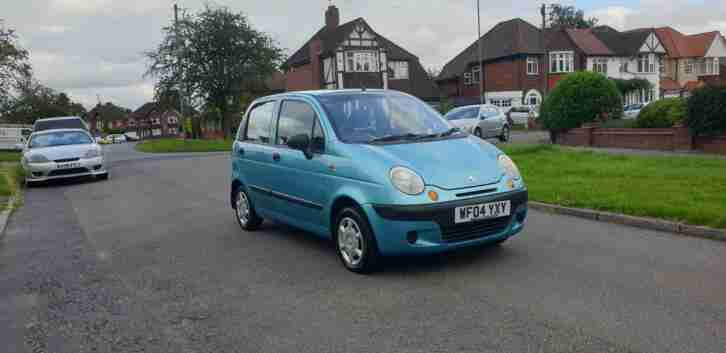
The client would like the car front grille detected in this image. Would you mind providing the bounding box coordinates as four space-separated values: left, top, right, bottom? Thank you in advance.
440 216 511 242
54 158 80 163
48 167 89 177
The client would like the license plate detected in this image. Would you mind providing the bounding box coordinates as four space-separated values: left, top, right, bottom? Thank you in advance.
454 200 511 224
56 162 81 169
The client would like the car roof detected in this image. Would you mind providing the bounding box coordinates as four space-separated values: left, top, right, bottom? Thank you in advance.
34 116 84 122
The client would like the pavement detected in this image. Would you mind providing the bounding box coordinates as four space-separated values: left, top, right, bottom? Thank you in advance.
1 146 726 353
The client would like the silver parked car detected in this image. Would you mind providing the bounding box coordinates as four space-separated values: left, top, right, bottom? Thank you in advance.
623 103 647 119
508 106 538 125
444 104 510 141
32 116 89 132
21 129 108 186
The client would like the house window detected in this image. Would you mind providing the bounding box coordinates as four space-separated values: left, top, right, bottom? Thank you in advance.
472 65 481 83
388 61 409 79
684 59 693 74
525 91 542 106
637 54 656 73
619 61 629 73
127 119 136 127
345 51 378 72
549 51 573 73
463 72 472 85
489 98 512 108
168 116 178 124
593 58 608 74
527 57 539 75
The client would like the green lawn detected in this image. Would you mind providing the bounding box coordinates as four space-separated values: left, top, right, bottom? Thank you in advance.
135 139 232 153
500 144 726 229
0 151 21 162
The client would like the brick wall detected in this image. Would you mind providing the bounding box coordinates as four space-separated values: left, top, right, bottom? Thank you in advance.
556 124 726 154
286 63 315 91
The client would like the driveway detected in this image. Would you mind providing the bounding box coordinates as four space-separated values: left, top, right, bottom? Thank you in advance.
1 154 725 353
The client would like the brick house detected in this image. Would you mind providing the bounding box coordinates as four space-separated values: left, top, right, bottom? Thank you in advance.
87 103 131 136
546 26 666 105
128 102 182 139
436 18 547 110
283 5 438 100
653 27 726 97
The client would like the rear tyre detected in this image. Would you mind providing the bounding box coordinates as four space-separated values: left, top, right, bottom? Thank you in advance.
234 186 263 231
474 128 483 139
334 207 381 274
499 126 510 142
493 238 508 246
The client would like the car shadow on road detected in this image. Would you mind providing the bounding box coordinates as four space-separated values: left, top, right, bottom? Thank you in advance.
259 220 518 276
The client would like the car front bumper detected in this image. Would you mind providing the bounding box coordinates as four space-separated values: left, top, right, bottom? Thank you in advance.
365 189 528 255
23 157 107 182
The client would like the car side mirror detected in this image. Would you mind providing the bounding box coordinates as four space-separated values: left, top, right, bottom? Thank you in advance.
287 134 313 159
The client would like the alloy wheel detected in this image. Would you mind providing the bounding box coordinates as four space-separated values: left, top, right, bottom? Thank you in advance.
337 217 364 267
236 190 250 226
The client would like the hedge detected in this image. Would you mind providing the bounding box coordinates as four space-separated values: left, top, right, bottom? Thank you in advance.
635 97 687 128
686 85 726 136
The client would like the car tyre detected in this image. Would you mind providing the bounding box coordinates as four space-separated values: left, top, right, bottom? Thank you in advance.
499 125 510 142
234 186 262 231
97 173 109 181
474 128 483 139
334 207 381 274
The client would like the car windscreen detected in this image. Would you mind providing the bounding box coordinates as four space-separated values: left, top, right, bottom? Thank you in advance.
29 131 93 149
317 92 451 143
445 107 478 121
34 119 87 132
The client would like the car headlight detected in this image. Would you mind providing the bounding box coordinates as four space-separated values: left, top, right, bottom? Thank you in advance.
390 166 425 195
84 148 101 159
27 154 50 164
498 154 521 180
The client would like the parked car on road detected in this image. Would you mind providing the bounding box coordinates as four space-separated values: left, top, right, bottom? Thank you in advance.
21 129 108 186
33 116 89 132
444 104 510 142
508 106 538 125
230 89 528 273
108 134 127 144
623 103 647 119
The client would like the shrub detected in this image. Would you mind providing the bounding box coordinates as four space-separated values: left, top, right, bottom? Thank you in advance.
635 97 687 128
686 85 726 136
540 72 622 139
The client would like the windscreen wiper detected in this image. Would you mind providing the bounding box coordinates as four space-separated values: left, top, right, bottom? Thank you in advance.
411 128 462 140
368 133 421 143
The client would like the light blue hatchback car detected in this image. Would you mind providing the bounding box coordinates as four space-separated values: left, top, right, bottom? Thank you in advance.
231 89 528 273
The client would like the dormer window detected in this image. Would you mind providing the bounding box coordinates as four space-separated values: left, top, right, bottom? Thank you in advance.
345 51 378 72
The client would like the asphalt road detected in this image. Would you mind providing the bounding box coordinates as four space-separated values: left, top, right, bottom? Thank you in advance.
1 146 725 353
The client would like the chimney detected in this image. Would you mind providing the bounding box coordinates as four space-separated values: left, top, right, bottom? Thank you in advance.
325 5 339 31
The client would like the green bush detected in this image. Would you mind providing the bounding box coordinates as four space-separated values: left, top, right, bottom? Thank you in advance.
635 97 687 128
686 85 726 136
540 72 622 137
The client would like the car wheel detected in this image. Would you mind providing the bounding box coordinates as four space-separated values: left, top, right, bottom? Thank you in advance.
97 173 109 181
474 128 482 139
25 179 37 188
493 237 508 246
334 207 381 274
234 186 262 231
499 126 510 142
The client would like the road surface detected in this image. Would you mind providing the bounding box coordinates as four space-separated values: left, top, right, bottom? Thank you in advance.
1 150 725 353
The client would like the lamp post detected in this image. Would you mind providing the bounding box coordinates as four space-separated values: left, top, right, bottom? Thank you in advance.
476 0 484 105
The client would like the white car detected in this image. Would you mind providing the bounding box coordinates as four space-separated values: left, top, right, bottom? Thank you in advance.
108 134 127 144
33 116 89 132
623 103 647 119
21 129 108 186
444 104 510 141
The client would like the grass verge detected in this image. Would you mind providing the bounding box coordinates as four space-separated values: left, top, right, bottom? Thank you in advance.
500 144 726 229
135 139 232 153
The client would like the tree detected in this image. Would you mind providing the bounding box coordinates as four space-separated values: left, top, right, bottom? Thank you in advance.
539 71 622 142
635 97 686 128
686 85 726 137
0 20 32 106
548 4 598 29
145 5 284 138
2 80 86 124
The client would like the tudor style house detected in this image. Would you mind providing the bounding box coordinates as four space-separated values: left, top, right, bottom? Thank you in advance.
283 5 438 100
437 18 547 110
547 26 666 105
654 27 726 97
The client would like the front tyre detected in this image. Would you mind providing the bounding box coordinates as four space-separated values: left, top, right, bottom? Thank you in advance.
474 128 483 139
234 187 263 231
334 207 381 274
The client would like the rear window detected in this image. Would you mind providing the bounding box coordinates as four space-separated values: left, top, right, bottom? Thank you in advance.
34 118 87 132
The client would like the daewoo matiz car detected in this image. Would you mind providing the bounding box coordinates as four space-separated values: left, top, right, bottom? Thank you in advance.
231 89 527 273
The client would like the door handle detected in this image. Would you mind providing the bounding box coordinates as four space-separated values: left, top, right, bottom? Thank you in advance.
272 152 281 162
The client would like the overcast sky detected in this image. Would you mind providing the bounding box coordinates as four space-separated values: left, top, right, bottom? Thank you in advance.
3 0 726 110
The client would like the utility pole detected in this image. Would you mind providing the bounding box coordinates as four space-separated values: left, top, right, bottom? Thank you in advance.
541 4 548 99
174 4 187 137
476 0 484 105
